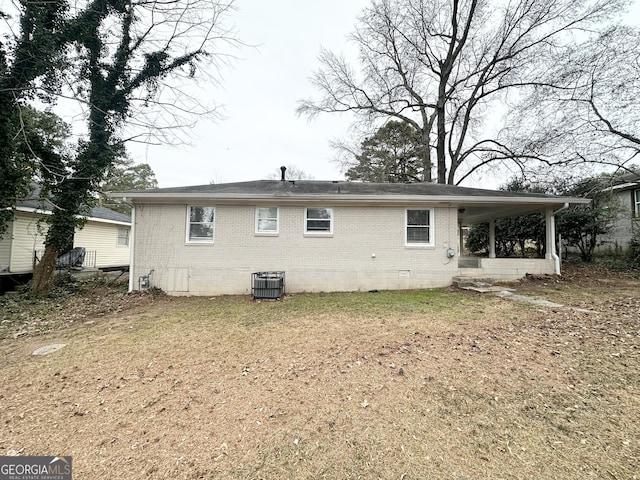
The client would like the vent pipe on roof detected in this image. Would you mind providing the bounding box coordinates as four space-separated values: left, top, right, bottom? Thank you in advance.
280 166 287 181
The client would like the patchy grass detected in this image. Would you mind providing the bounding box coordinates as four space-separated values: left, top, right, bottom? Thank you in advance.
0 275 161 340
0 268 639 479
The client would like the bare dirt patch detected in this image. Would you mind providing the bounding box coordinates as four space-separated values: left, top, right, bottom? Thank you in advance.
1 267 638 479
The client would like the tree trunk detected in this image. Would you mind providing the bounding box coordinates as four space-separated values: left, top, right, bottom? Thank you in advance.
32 244 59 295
436 70 450 184
436 101 447 184
421 129 432 182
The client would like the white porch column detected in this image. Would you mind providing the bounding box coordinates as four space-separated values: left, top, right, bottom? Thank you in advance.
545 206 561 274
489 219 496 258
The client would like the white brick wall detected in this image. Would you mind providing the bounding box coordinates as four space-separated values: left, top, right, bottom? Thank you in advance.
133 203 461 295
480 258 555 279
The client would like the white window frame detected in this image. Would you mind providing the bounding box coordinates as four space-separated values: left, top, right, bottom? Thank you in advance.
304 207 333 235
117 227 129 247
186 205 215 244
634 189 640 216
405 208 434 247
255 207 279 235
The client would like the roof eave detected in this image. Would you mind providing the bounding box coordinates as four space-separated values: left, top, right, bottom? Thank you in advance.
109 192 590 206
14 206 130 225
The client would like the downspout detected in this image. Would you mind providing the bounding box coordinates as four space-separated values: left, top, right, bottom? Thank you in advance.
547 203 569 275
128 200 135 292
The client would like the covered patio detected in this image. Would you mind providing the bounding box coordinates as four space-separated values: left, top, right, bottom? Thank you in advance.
455 198 589 280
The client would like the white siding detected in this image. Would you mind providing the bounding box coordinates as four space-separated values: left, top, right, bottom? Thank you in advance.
74 221 130 268
4 211 130 273
9 212 47 272
133 203 462 295
0 221 13 270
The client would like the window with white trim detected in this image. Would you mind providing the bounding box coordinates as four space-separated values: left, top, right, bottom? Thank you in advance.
187 206 215 243
256 207 279 234
117 227 129 246
634 189 640 216
305 207 333 234
406 209 433 246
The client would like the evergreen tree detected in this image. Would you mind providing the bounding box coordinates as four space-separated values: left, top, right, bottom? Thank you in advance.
346 121 428 183
100 159 158 214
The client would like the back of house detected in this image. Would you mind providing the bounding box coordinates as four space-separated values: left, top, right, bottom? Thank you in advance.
114 179 589 296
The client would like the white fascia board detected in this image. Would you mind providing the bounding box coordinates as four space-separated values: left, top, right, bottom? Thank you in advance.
116 192 590 206
15 206 51 215
85 217 131 226
15 206 130 226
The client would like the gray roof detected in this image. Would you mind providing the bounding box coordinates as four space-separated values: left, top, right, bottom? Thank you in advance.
112 180 589 224
87 205 131 223
616 171 640 183
611 171 640 191
16 185 130 224
119 179 562 199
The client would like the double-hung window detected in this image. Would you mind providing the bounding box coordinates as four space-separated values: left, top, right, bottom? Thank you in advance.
305 207 333 234
634 189 640 216
256 207 279 234
187 206 215 243
406 209 433 246
117 227 129 247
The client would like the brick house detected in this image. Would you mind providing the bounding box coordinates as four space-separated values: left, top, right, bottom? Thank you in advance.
112 178 588 296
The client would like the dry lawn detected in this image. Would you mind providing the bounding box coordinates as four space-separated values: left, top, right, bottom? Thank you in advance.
1 265 639 479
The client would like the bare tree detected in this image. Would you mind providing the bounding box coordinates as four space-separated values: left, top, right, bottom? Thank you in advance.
501 24 640 177
298 0 624 185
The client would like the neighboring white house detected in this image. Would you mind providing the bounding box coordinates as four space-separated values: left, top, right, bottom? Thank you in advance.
0 198 131 274
112 178 589 296
598 171 640 251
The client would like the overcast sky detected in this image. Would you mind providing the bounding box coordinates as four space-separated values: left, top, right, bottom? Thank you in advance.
127 0 640 189
127 0 369 187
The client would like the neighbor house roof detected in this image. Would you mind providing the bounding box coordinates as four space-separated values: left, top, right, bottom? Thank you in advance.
111 180 589 224
609 171 640 192
15 185 130 225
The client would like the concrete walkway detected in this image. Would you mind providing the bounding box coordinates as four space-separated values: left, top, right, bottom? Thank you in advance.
495 290 563 307
460 284 596 313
